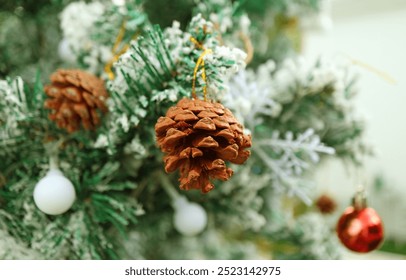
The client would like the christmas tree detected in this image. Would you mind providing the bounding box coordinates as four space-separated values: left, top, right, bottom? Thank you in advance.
0 0 368 259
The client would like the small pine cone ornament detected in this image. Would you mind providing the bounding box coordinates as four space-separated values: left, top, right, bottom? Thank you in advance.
155 98 252 193
316 194 337 214
44 69 108 133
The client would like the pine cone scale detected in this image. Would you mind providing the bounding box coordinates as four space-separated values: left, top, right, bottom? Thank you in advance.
194 117 216 130
174 110 199 122
45 86 60 98
62 87 82 102
155 117 176 135
162 128 187 149
215 144 239 160
212 129 235 143
197 111 218 118
212 117 230 129
192 135 219 148
189 106 206 112
65 74 81 87
82 92 96 107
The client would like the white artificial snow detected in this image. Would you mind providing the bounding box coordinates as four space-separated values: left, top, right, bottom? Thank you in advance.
60 1 107 72
224 69 281 130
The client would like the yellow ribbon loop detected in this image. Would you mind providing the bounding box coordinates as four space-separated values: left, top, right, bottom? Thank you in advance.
190 37 204 50
349 58 396 85
190 37 212 101
105 21 139 80
239 32 254 64
192 48 213 101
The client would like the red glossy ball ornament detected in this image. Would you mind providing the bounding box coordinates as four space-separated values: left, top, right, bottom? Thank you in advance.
336 192 384 253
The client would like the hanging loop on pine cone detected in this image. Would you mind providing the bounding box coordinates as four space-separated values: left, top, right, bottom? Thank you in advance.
192 48 212 101
104 20 139 80
239 32 254 64
190 37 213 101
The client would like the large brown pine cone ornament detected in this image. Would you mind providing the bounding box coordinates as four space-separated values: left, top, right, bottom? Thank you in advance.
155 98 252 193
44 69 108 133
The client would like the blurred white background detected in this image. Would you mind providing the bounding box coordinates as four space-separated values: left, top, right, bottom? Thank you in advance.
303 0 406 256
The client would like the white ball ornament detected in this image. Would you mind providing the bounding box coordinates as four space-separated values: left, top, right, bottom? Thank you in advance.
33 169 76 215
173 197 207 236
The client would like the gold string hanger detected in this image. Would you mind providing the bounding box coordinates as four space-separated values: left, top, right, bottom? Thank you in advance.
104 20 139 80
190 37 213 101
239 32 253 64
341 53 396 85
212 20 254 65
